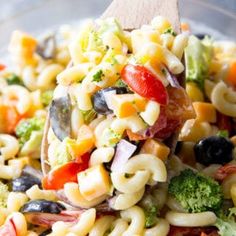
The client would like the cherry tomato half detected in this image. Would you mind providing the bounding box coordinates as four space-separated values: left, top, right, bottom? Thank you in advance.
121 64 168 105
42 153 90 190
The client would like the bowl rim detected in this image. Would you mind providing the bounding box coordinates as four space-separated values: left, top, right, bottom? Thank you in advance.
188 0 236 20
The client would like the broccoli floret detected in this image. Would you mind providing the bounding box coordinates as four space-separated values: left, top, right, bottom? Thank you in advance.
168 169 223 213
15 117 45 146
0 181 9 208
41 90 53 107
145 206 158 228
214 207 236 236
6 73 24 86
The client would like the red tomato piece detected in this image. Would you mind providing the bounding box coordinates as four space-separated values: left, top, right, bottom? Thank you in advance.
168 226 219 236
215 164 236 181
42 154 90 190
0 64 6 71
217 112 232 135
0 219 17 236
121 64 168 105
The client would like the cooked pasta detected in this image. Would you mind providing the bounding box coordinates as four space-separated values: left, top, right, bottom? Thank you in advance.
0 13 235 236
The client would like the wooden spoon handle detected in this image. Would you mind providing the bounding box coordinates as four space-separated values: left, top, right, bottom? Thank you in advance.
41 113 51 175
102 0 180 31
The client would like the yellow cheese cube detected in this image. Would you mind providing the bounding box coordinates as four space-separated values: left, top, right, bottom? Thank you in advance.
230 136 236 146
67 125 95 158
193 102 216 123
78 164 111 201
140 139 170 162
186 82 204 102
230 183 236 206
111 94 146 118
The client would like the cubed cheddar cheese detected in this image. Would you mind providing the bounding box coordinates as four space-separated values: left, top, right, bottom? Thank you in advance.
111 94 147 118
78 164 111 201
230 136 236 146
231 184 236 206
140 139 170 162
179 119 212 142
9 31 37 65
186 82 204 102
193 102 216 123
67 125 95 158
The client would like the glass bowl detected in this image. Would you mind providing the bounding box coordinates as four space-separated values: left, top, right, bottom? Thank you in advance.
0 0 236 54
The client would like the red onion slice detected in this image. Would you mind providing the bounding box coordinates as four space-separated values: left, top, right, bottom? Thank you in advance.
111 139 137 172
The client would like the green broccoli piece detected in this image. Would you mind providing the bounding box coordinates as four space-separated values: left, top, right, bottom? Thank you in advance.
80 109 97 124
168 169 223 213
6 73 24 86
145 206 158 228
217 130 229 138
15 117 45 147
185 36 213 90
214 207 236 236
0 181 9 208
41 90 53 106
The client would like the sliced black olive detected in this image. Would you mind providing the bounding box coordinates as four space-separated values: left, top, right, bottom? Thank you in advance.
12 175 41 192
36 34 56 59
194 33 210 40
92 87 128 115
39 229 52 236
21 200 66 214
49 95 71 141
194 136 234 166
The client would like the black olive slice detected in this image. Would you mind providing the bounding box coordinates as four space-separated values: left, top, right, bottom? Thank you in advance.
49 95 71 141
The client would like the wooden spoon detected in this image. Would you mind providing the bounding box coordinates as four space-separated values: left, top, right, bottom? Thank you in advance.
41 0 181 175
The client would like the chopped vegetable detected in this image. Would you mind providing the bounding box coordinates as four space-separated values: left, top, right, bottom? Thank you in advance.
110 139 137 172
0 181 9 208
0 63 6 71
168 169 223 213
0 219 17 236
145 206 158 228
215 164 236 181
66 125 95 158
101 128 122 146
15 117 45 147
41 90 54 106
121 64 168 105
0 104 22 134
98 18 126 44
92 69 104 82
36 34 56 59
163 27 177 36
42 153 89 190
185 36 213 90
49 95 71 141
92 87 128 115
217 130 229 138
217 112 232 135
194 136 234 166
5 73 24 86
214 208 236 236
226 61 236 86
80 109 97 124
15 117 44 145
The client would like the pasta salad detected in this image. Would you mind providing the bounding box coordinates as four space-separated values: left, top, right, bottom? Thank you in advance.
0 16 235 236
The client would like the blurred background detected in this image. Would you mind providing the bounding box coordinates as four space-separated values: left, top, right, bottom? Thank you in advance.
0 0 236 50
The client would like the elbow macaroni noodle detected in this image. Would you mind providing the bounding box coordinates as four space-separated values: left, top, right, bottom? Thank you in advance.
0 15 235 236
